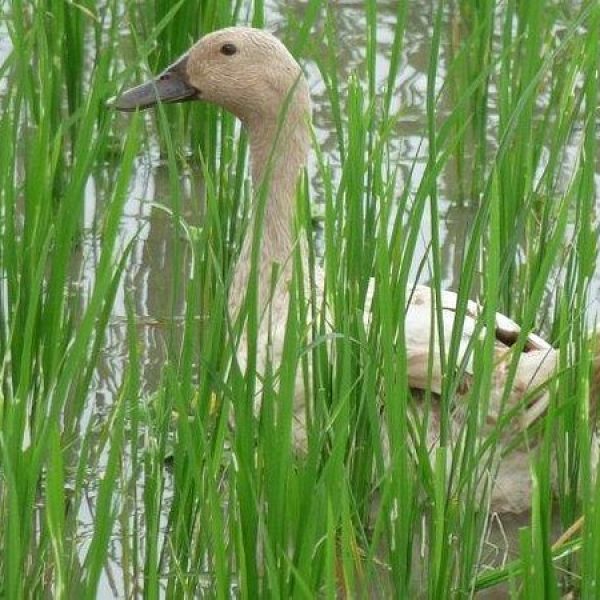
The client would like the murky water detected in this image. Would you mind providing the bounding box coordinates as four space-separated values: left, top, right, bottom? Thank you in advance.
2 1 598 596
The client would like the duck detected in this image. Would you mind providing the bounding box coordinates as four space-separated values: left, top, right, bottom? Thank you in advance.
113 27 594 513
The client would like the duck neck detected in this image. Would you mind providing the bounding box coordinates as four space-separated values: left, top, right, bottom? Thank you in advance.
230 107 310 315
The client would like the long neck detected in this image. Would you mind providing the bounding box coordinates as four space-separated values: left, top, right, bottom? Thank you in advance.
230 101 310 315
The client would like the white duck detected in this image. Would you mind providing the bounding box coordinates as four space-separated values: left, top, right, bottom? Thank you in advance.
114 27 589 513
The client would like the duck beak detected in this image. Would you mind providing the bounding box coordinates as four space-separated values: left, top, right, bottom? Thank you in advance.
111 55 198 111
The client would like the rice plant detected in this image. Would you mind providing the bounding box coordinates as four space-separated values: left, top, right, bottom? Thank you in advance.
1 0 599 597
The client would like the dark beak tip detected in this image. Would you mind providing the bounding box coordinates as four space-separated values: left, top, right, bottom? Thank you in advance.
109 82 158 112
109 96 148 112
110 58 196 112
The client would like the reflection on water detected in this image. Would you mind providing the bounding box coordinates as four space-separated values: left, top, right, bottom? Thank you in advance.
77 161 187 404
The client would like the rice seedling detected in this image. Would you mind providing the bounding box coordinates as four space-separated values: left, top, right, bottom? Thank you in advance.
1 0 599 597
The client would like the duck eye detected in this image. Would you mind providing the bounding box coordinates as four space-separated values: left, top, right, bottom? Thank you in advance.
220 43 237 56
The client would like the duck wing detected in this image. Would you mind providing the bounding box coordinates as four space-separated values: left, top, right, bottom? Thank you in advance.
404 286 557 425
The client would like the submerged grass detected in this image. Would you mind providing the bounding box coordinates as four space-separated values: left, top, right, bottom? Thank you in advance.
1 0 599 597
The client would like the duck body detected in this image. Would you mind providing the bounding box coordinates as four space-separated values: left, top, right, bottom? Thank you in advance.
115 27 577 513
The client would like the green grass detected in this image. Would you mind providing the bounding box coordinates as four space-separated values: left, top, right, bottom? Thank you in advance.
1 0 599 597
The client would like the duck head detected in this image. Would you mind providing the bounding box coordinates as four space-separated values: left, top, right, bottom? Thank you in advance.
113 27 310 129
